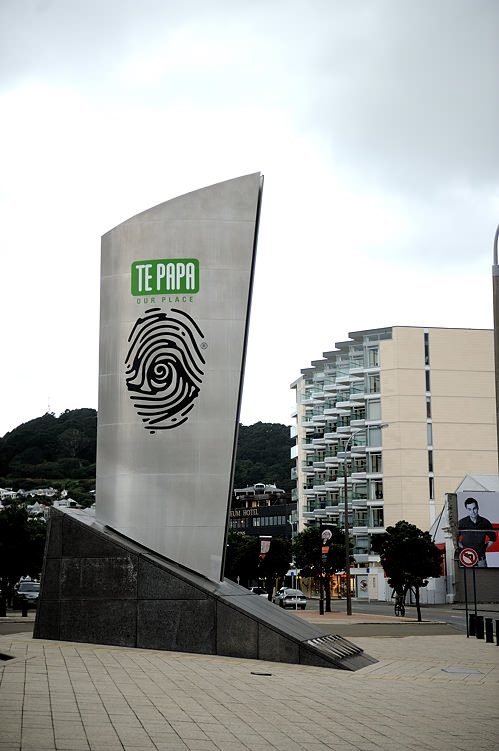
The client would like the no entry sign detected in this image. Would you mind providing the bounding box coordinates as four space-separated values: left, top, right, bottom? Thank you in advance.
459 548 478 567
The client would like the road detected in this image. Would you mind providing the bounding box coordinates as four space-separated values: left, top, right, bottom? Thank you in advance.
285 599 499 637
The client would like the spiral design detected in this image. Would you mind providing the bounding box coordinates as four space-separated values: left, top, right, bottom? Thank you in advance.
125 308 205 432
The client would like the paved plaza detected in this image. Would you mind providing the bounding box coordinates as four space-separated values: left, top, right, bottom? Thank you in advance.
1 612 498 751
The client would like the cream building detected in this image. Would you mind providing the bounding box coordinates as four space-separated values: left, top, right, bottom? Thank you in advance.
290 326 497 596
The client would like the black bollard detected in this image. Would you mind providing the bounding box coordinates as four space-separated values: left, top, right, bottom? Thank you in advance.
485 618 494 643
21 603 28 618
469 613 476 636
475 615 484 640
0 598 6 618
496 621 499 646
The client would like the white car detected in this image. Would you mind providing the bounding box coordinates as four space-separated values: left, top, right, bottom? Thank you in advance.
249 586 269 598
273 587 307 609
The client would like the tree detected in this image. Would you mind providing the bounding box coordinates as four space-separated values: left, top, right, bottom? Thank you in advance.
224 531 260 587
234 422 293 492
371 520 443 622
0 500 47 612
292 526 353 611
258 537 292 598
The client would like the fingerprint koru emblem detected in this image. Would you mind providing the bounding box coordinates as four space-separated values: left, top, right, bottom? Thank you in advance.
125 308 206 433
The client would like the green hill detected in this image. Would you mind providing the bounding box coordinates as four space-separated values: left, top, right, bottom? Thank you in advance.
0 412 293 495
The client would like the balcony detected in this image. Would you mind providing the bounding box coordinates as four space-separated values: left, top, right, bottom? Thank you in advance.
353 553 369 563
325 479 341 488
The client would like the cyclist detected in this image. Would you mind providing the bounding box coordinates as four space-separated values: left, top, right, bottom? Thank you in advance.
392 589 405 617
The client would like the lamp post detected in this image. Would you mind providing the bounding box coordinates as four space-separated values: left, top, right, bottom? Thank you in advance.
342 423 388 616
492 224 499 473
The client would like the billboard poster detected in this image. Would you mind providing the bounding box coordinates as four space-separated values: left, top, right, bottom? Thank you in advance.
456 491 499 568
96 174 263 582
320 524 336 565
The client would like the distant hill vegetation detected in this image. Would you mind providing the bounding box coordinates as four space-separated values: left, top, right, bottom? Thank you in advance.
0 410 97 490
0 412 293 494
233 422 293 493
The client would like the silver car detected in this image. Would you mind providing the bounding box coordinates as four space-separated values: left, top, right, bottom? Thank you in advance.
273 587 307 609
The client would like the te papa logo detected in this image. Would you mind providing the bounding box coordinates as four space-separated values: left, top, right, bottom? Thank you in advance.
131 259 199 296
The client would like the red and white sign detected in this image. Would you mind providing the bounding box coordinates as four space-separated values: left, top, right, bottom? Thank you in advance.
459 548 478 567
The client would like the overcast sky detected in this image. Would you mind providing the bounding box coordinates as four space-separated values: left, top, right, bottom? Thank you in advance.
1 0 498 437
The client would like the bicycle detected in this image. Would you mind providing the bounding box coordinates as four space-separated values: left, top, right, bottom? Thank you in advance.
394 596 405 617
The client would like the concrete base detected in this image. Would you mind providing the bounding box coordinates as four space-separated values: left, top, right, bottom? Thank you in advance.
34 508 375 671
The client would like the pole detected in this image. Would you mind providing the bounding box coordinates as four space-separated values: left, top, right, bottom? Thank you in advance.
319 521 324 615
464 566 469 637
343 442 352 616
492 224 499 473
472 565 478 619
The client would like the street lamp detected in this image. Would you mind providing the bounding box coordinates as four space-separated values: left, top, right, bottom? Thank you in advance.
341 423 388 616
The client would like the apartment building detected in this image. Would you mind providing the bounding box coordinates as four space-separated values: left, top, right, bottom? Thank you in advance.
290 326 497 595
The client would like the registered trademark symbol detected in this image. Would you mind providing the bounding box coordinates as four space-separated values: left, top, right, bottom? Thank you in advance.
201 342 208 349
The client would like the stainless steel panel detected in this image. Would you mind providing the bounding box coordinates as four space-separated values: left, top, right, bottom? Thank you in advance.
96 173 262 581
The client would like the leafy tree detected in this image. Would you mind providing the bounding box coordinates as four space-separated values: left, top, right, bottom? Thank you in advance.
293 526 353 611
224 531 260 587
258 536 292 598
234 422 293 492
224 532 292 597
371 520 443 622
58 428 90 458
0 500 47 612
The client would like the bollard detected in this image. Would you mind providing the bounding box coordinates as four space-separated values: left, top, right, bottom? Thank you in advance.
485 618 493 643
496 620 499 646
21 603 28 618
475 615 484 639
469 614 476 637
0 598 6 618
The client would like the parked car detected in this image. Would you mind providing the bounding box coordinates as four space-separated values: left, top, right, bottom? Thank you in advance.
249 587 269 598
13 580 40 609
273 587 307 609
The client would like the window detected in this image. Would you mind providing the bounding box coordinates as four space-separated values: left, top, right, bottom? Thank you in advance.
427 422 433 445
368 426 383 446
368 374 380 393
352 483 367 500
367 347 379 367
367 400 381 421
425 370 431 392
426 396 432 418
354 510 368 527
354 536 370 555
428 450 433 473
369 480 383 499
230 519 246 529
429 476 434 500
424 331 430 365
371 508 384 527
369 452 382 473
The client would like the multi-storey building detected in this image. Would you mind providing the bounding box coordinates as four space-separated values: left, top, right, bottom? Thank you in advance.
290 326 497 597
230 483 296 539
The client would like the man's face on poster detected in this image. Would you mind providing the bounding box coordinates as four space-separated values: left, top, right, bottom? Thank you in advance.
466 500 479 523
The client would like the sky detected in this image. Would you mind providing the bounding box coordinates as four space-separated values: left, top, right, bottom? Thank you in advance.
1 0 498 437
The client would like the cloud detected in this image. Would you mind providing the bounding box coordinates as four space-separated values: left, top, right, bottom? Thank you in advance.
0 0 498 436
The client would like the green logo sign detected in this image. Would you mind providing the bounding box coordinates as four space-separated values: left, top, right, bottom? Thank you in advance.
131 259 199 295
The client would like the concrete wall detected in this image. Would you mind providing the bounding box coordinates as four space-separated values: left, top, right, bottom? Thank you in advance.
34 508 375 671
